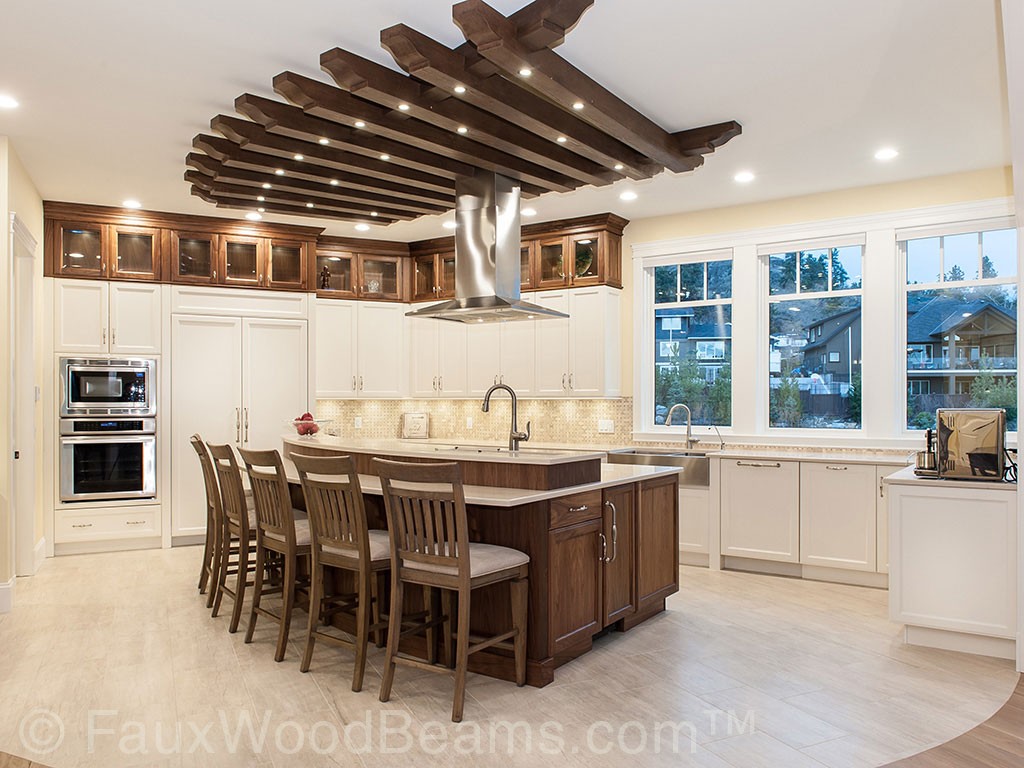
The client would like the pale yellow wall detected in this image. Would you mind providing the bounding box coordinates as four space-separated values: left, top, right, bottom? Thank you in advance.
7 146 45 551
617 167 1015 397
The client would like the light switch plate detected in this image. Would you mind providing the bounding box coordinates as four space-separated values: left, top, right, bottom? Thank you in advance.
466 417 474 430
598 419 614 434
354 416 363 429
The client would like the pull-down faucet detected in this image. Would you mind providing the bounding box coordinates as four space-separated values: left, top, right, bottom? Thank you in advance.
482 383 531 452
666 403 694 449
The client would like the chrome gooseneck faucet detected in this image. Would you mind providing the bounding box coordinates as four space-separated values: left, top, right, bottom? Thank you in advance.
666 403 694 449
482 383 531 452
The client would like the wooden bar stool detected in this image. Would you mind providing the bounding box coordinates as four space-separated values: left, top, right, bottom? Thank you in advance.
191 434 219 604
208 443 258 631
292 454 390 691
239 447 312 663
375 458 529 723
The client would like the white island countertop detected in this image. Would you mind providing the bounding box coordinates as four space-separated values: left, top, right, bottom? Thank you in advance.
282 435 606 466
282 458 680 508
881 464 1016 492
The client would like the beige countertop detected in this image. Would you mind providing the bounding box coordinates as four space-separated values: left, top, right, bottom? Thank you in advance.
711 448 912 466
282 435 606 466
881 465 1016 491
283 459 679 508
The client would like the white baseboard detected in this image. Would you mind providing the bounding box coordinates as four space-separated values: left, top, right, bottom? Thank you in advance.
33 537 46 574
53 536 162 557
905 625 1016 661
0 578 14 613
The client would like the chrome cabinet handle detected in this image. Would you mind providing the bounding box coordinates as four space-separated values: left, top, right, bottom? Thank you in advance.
736 461 781 468
438 376 443 391
235 408 241 443
71 523 93 529
352 376 357 391
243 408 249 443
125 520 145 526
493 374 498 385
568 373 574 390
213 270 217 281
825 465 848 471
499 374 504 384
112 328 117 346
604 500 618 564
358 376 364 391
879 478 885 498
102 327 107 345
259 273 264 284
562 373 567 390
568 504 589 513
432 376 437 391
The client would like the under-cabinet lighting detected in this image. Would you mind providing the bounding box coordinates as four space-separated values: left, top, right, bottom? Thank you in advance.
875 147 899 161
122 199 141 209
619 190 637 201
246 212 262 221
0 94 18 109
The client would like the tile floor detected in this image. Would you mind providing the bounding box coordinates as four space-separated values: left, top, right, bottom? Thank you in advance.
0 548 1016 768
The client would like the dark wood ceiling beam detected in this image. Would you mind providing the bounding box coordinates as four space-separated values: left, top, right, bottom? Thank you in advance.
210 114 455 194
185 154 446 215
380 23 659 181
186 171 411 221
234 93 478 179
673 120 744 157
273 71 552 196
453 0 714 173
192 134 455 206
320 48 615 188
190 187 388 224
504 0 595 50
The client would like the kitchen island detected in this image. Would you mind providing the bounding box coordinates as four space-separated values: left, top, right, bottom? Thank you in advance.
283 436 681 686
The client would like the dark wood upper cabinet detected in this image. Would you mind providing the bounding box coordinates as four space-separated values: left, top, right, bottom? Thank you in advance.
172 231 220 285
267 239 306 290
56 221 105 278
536 236 569 289
519 242 536 291
411 251 456 301
109 225 161 281
221 235 264 287
359 255 403 300
315 250 357 297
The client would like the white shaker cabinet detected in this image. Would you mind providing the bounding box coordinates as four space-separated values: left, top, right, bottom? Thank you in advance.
408 317 469 397
314 299 405 398
498 313 536 395
315 300 357 398
532 291 570 396
54 279 161 355
170 314 308 537
466 324 502 396
799 462 877 571
720 459 800 562
876 466 890 574
679 487 711 556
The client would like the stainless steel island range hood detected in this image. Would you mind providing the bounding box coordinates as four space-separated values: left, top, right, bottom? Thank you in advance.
406 171 569 323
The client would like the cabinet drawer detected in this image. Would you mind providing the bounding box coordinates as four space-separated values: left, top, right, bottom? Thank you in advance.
549 490 602 528
56 507 160 542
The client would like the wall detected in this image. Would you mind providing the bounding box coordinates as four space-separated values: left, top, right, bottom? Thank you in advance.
618 167 1015 399
0 138 10 587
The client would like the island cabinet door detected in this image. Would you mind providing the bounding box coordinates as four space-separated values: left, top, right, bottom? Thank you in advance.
601 484 636 626
548 518 603 655
635 475 680 615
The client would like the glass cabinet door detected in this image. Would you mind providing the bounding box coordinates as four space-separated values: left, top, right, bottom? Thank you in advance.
570 233 600 284
172 232 218 283
439 252 456 298
222 237 263 286
59 222 105 277
413 254 438 301
519 243 535 290
316 252 355 295
537 237 569 288
359 256 401 300
268 240 306 289
110 226 160 280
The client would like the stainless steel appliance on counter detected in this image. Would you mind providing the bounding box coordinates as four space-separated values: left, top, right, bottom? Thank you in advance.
59 418 157 502
60 357 155 417
936 408 1006 480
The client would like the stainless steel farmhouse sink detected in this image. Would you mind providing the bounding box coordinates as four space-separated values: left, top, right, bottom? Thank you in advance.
606 448 710 488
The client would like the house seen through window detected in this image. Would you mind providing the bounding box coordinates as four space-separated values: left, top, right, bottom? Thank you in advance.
903 226 1017 430
653 256 732 426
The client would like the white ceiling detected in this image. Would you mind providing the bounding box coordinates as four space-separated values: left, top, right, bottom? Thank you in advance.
0 0 1010 241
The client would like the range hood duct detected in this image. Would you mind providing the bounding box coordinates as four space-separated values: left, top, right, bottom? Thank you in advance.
406 171 569 323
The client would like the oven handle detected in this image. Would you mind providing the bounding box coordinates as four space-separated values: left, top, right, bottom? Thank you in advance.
60 435 155 444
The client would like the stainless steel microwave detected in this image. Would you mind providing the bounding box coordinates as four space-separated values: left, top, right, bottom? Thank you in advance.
60 357 156 417
936 408 1006 481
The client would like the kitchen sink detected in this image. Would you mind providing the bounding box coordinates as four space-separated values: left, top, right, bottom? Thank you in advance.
606 448 710 487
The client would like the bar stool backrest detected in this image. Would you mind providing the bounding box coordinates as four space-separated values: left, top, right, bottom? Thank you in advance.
292 453 369 562
191 434 222 525
239 448 295 547
374 458 469 579
209 443 249 539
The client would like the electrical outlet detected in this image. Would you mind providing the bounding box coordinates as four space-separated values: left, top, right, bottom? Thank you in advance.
597 419 614 434
466 417 474 430
354 416 363 429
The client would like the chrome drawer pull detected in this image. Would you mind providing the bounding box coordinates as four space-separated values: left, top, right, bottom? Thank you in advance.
568 504 589 513
71 523 93 529
736 461 781 468
825 465 849 471
126 520 146 526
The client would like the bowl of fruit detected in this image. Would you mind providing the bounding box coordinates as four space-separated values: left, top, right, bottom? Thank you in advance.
292 412 326 438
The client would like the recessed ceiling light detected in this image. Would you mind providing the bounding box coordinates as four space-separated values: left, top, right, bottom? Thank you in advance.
306 202 314 208
733 170 755 183
556 136 567 143
454 85 467 94
246 212 262 221
442 221 458 230
875 146 899 161
398 103 410 111
318 138 329 145
521 207 537 217
122 199 142 209
619 190 638 201
0 94 18 109
519 67 532 77
257 207 265 213
330 179 339 186
256 196 265 202
275 169 285 175
370 211 379 217
572 101 584 110
380 154 390 161
355 223 371 232
293 154 304 161
354 120 366 128
262 183 272 189
457 126 468 134
613 163 624 171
